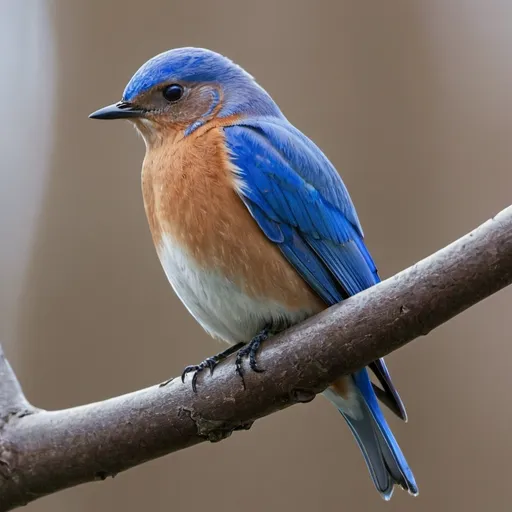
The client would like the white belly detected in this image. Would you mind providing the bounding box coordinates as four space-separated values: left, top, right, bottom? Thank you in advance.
158 233 314 344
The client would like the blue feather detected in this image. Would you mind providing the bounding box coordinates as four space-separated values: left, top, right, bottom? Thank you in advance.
352 370 418 495
236 118 366 239
278 225 344 305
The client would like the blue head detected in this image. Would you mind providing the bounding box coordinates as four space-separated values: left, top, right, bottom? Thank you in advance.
90 47 283 138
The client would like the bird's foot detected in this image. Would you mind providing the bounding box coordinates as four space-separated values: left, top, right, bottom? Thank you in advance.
181 342 245 392
181 358 217 393
235 328 270 388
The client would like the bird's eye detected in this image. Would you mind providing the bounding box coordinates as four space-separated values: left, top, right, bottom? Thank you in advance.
162 84 184 102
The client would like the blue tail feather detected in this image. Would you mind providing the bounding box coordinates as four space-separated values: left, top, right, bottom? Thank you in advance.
325 370 418 499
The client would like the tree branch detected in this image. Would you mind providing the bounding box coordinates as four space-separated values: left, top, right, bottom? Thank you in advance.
1 206 511 511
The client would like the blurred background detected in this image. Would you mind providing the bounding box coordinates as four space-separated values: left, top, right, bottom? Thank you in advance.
1 1 511 511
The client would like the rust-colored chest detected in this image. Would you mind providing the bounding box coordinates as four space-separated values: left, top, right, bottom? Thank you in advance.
141 126 324 310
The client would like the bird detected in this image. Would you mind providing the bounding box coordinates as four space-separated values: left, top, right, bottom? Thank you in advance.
89 47 418 500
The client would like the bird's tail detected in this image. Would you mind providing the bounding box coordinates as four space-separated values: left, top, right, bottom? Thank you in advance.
323 369 418 500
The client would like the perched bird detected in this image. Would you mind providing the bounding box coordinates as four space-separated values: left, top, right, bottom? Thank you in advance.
90 47 418 499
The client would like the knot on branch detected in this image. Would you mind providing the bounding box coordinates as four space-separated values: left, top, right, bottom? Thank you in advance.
180 407 254 443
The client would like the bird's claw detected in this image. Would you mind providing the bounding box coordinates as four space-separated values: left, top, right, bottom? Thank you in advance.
181 342 246 393
181 330 270 392
235 329 269 388
181 357 219 393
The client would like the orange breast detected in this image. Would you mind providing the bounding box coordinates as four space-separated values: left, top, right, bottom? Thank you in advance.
141 125 325 313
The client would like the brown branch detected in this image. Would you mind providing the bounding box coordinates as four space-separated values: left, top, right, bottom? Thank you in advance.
1 205 511 511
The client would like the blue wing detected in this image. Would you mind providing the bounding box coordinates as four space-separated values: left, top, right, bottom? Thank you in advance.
225 119 407 420
226 119 406 408
226 120 377 295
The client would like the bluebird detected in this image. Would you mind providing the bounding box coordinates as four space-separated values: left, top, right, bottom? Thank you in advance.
90 47 418 499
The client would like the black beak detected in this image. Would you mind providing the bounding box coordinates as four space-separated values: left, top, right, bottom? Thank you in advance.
89 101 145 120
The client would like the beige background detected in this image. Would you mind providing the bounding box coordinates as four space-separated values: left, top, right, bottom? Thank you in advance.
1 1 511 511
